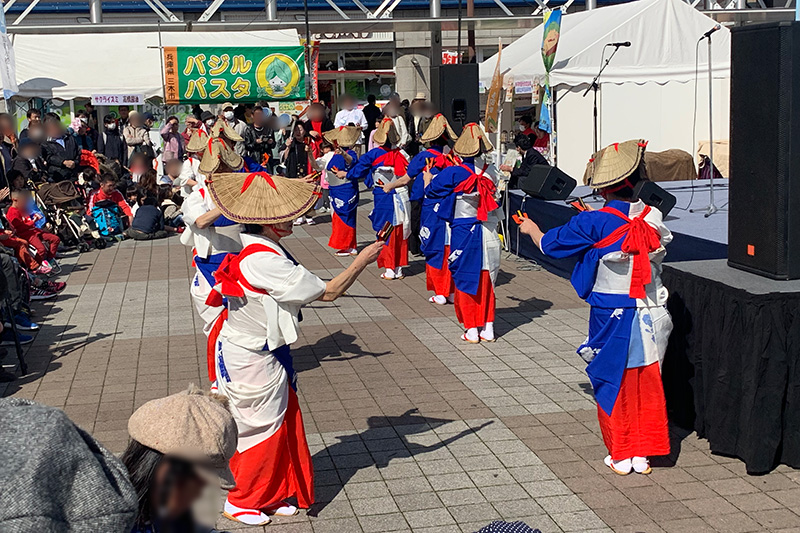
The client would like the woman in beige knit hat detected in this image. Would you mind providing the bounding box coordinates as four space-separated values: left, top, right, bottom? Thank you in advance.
201 171 383 526
122 385 238 533
517 139 673 477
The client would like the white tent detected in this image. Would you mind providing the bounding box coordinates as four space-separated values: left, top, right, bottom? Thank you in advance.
479 0 731 179
9 29 300 100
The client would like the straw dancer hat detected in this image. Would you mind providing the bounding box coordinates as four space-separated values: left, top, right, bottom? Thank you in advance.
324 125 361 148
206 171 320 225
453 123 494 158
585 139 648 188
372 117 401 146
186 119 244 174
420 113 459 144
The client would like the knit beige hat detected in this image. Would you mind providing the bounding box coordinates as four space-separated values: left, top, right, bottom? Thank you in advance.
420 113 459 144
372 117 401 146
323 125 360 148
453 123 494 157
586 139 648 188
127 385 238 489
206 171 320 225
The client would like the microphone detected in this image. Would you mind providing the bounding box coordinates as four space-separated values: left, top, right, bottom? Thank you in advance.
702 24 721 39
607 41 631 47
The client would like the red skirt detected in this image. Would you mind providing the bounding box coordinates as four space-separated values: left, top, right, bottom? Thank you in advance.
377 225 408 269
328 212 357 251
454 270 495 329
227 387 315 510
426 245 454 296
597 362 671 461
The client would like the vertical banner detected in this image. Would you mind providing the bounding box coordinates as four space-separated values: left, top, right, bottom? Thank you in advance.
539 9 562 134
163 46 306 103
0 8 18 100
484 39 504 134
309 40 320 101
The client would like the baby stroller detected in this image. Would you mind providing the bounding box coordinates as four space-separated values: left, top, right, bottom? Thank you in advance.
34 181 104 252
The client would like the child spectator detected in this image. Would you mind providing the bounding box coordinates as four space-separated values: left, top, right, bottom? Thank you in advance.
137 168 159 200
124 196 169 241
158 186 183 228
6 189 60 269
88 174 133 226
12 138 46 183
161 158 182 189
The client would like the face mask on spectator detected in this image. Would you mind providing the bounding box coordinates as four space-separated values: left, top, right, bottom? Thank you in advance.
223 111 234 120
107 123 116 131
205 119 215 128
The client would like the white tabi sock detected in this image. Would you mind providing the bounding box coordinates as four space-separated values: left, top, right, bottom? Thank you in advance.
394 266 404 278
480 322 495 341
464 327 480 342
224 499 271 526
383 268 396 279
430 295 447 305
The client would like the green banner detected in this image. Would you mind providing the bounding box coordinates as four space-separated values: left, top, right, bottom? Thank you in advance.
164 46 305 104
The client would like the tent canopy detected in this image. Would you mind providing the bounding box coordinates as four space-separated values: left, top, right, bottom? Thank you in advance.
479 0 730 89
9 29 300 100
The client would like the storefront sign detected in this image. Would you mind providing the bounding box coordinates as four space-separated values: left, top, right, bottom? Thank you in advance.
312 32 392 43
91 94 144 105
163 46 306 104
442 51 460 65
514 80 533 95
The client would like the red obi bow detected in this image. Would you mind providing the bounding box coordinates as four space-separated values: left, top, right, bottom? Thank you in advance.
453 164 499 222
426 150 461 171
592 205 662 299
204 245 279 307
374 148 409 176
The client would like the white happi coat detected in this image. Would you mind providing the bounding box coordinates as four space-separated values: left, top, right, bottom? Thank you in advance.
216 234 326 452
181 182 243 329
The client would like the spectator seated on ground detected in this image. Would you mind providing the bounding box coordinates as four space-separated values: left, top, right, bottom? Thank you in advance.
158 186 183 229
6 189 60 269
88 174 134 227
124 196 172 241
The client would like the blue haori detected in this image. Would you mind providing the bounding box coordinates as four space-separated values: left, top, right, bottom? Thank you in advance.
327 151 360 229
409 148 451 269
426 159 487 296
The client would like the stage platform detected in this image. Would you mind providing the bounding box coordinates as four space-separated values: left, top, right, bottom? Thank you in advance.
506 180 728 276
662 259 800 473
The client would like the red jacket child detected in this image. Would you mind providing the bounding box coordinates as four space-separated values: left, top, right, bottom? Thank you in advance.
7 190 60 261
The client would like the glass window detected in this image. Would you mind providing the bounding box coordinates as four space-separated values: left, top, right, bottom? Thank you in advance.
343 51 393 71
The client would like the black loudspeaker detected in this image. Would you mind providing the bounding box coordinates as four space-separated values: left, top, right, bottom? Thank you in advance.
728 22 800 279
519 165 577 201
431 64 479 132
634 181 677 217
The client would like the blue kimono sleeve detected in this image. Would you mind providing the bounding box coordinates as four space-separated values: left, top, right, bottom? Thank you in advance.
328 150 358 173
406 151 428 179
347 148 378 187
425 166 460 223
540 211 603 259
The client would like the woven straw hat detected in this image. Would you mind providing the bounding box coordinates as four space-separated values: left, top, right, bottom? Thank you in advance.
206 171 320 225
372 117 401 146
186 119 244 174
453 123 494 157
420 113 459 144
586 139 648 188
324 125 361 148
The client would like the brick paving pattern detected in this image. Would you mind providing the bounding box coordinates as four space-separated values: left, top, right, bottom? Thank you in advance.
2 202 799 532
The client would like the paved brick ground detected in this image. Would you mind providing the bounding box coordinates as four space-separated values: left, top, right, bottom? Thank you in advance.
2 202 799 532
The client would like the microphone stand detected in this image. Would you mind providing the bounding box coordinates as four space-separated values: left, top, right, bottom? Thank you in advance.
583 44 623 155
690 32 725 218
